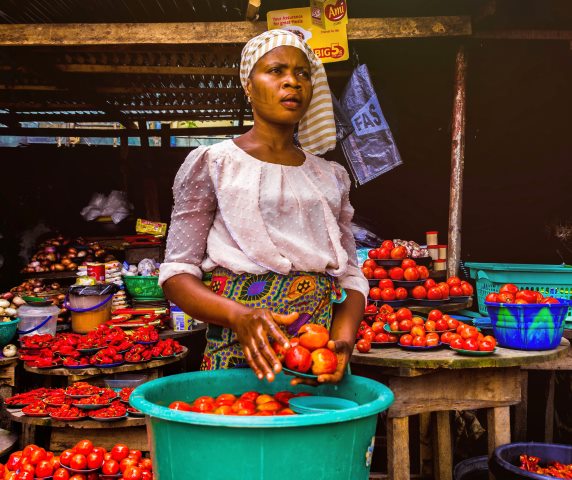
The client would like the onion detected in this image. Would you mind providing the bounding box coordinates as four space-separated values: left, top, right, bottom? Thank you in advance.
1 292 13 301
3 344 17 357
54 264 65 271
0 300 9 308
4 308 16 317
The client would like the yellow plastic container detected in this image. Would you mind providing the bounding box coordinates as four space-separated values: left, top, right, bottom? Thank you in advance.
67 284 116 333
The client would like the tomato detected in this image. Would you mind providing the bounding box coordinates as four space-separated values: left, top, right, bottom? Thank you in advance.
497 292 515 303
21 464 35 475
424 278 436 289
374 332 389 342
395 287 408 300
102 460 120 475
485 293 500 303
461 326 479 340
103 453 113 462
426 332 440 343
364 304 378 314
399 334 413 346
68 475 86 480
440 331 453 344
74 440 93 457
356 339 371 353
411 316 425 326
168 401 193 411
434 319 448 332
378 279 394 290
110 444 130 462
86 451 104 469
427 309 442 321
411 286 427 299
542 297 560 304
363 259 377 270
534 291 544 302
381 240 394 250
120 458 138 473
437 282 450 298
390 246 408 260
417 266 430 279
479 340 495 351
389 267 405 281
240 391 259 402
398 319 413 332
380 288 396 301
368 249 379 259
311 348 338 375
35 460 54 478
53 468 70 480
215 393 237 407
69 454 87 471
446 318 459 330
425 320 436 332
427 287 443 300
298 323 330 351
213 405 233 415
450 337 464 349
460 281 474 296
401 259 417 269
377 247 391 259
361 267 373 279
284 345 312 373
30 448 47 465
379 304 394 315
139 458 153 471
23 445 39 459
140 471 153 480
389 321 400 332
499 283 519 294
403 267 420 281
412 336 426 347
16 472 34 480
59 450 75 467
446 276 461 287
449 285 463 297
123 466 143 480
372 267 388 279
463 338 479 351
395 308 412 321
362 329 376 342
369 287 382 301
371 321 385 333
410 325 425 337
516 290 538 304
50 456 61 470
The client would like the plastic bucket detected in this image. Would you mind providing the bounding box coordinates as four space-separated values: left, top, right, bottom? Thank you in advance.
131 369 394 480
66 284 117 334
490 442 572 479
17 304 59 338
0 318 20 346
453 456 488 480
485 299 570 350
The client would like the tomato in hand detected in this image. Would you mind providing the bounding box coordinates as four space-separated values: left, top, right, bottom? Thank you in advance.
284 345 312 373
298 323 329 351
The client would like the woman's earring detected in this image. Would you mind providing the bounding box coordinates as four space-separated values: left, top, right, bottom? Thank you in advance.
246 95 251 103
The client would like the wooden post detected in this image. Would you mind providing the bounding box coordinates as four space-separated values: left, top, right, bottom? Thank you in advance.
487 407 511 480
447 44 468 277
387 416 410 480
419 412 433 478
544 371 556 442
433 411 453 480
513 370 528 441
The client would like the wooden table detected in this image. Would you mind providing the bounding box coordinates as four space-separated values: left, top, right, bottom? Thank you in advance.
351 339 570 480
23 347 188 384
0 356 17 398
7 408 147 451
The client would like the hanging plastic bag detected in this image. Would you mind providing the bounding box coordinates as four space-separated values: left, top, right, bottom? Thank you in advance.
339 64 402 185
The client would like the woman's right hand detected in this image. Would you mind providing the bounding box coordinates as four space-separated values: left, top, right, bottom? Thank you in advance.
230 308 298 382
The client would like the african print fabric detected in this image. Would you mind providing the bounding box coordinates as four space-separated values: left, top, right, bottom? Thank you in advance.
200 268 344 371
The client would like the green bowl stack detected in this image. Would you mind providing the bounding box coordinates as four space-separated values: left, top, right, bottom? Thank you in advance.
123 276 165 301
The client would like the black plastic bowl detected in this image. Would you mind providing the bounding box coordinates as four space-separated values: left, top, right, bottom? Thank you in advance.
454 456 488 480
490 442 572 479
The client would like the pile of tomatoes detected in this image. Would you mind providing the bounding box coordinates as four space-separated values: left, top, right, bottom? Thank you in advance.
486 283 560 304
169 391 311 416
271 324 337 376
0 440 152 480
364 239 424 262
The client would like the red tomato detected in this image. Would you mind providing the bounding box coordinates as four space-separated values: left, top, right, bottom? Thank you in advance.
380 288 396 301
435 319 448 332
379 304 394 315
396 308 412 321
426 333 440 346
542 297 560 304
102 460 120 475
168 401 193 411
401 259 417 269
461 326 479 340
356 339 371 353
446 318 460 330
440 331 453 344
59 450 75 467
446 276 461 287
389 267 404 280
377 247 391 259
485 293 500 302
411 316 425 326
395 287 408 300
215 393 237 407
21 464 35 475
417 266 430 279
460 281 474 296
427 309 443 321
516 290 538 304
499 283 519 294
389 321 400 332
298 323 330 351
50 456 61 470
141 471 153 480
449 285 463 297
364 304 377 314
311 348 338 375
139 458 153 472
369 287 382 301
482 335 497 347
398 319 413 331
23 445 39 459
381 240 394 250
427 287 443 300
374 332 389 342
378 279 394 290
74 440 93 457
463 338 479 351
361 267 373 279
368 249 379 259
363 259 377 270
479 340 495 351
123 466 143 480
110 444 130 462
91 447 106 457
53 468 70 480
450 337 464 349
373 267 388 279
120 458 138 473
410 325 425 337
35 460 54 478
437 282 450 298
86 451 104 470
498 292 515 303
412 336 426 347
68 475 86 480
240 391 259 402
284 345 312 373
424 278 437 289
16 472 34 480
362 329 376 342
425 320 436 332
399 334 413 346
390 246 408 260
371 321 385 333
411 286 427 299
69 454 87 471
403 267 420 281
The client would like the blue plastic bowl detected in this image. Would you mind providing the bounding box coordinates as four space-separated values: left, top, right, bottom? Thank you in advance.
485 299 570 350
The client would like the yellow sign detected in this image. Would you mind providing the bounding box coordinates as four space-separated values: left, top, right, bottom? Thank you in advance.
267 5 349 64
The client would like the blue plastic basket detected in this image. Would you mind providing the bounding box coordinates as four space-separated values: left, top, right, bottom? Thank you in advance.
466 263 572 321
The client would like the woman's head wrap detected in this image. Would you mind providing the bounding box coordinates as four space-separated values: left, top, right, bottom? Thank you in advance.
240 29 336 155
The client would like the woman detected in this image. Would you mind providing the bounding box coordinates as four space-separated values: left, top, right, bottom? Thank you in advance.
160 30 368 384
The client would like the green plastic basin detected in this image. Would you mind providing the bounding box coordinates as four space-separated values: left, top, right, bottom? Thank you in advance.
131 369 394 480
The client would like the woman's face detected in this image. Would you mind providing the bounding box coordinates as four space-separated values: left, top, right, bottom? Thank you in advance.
246 46 313 126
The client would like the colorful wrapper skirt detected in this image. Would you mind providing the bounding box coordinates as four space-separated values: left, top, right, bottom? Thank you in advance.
200 268 345 371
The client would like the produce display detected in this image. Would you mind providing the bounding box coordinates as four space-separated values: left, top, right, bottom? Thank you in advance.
168 391 311 416
520 454 572 477
0 440 154 479
485 283 560 304
271 324 337 376
365 239 429 261
355 306 497 354
21 235 116 274
9 279 69 323
18 326 183 369
0 292 23 322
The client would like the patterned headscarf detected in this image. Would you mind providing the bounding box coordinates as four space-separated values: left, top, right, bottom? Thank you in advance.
240 29 336 155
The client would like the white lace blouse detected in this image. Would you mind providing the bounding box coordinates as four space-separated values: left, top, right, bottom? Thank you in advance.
159 139 368 300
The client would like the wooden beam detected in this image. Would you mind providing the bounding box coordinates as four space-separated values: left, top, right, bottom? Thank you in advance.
0 126 249 137
56 65 239 75
0 17 471 46
245 0 261 22
0 112 251 122
474 29 572 40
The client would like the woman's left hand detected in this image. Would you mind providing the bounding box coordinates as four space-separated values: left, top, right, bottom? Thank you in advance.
289 339 352 386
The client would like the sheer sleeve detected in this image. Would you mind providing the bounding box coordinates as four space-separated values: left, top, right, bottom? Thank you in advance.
159 147 216 286
332 164 369 301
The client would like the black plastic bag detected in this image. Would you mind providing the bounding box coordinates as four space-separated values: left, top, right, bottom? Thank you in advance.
340 64 402 185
